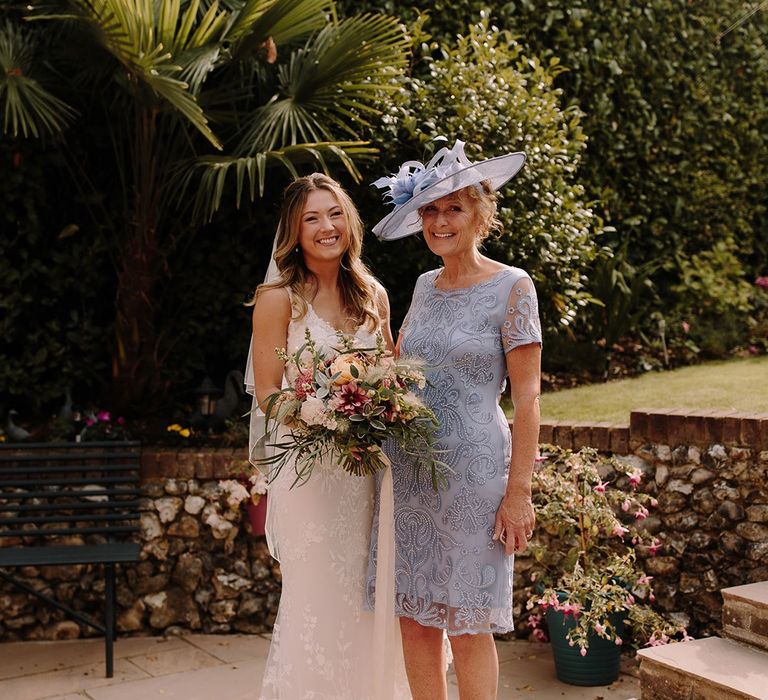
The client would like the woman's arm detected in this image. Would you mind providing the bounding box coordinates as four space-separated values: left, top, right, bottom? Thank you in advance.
493 343 541 555
251 287 292 409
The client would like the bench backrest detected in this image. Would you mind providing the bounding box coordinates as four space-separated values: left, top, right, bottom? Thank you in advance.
0 441 141 545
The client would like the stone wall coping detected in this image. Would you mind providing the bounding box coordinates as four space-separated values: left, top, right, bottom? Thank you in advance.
134 408 768 481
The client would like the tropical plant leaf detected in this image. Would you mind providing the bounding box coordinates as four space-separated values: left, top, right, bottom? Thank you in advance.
0 20 76 138
236 13 408 152
60 0 225 148
184 141 377 220
227 0 334 53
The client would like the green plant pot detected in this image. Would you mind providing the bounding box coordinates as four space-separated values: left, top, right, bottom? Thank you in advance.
545 606 625 686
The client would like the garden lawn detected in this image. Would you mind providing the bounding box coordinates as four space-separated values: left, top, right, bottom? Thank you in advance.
528 356 768 423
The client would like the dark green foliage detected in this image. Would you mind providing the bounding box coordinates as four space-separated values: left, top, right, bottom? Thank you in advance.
353 21 601 334
347 1 768 349
0 143 112 413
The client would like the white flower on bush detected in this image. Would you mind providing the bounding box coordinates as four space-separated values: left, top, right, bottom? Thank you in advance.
219 479 250 509
248 472 269 504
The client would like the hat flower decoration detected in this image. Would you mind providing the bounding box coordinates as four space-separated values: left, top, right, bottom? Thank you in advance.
372 139 526 241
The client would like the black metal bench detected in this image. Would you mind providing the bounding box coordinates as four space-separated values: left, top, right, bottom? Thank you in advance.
0 441 142 677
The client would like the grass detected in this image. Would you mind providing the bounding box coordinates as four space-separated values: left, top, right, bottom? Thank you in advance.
511 356 768 424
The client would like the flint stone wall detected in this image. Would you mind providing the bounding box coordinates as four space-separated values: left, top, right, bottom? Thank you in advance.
0 450 279 642
1 408 767 642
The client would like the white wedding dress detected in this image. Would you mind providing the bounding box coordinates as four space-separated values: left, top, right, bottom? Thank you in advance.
258 301 409 700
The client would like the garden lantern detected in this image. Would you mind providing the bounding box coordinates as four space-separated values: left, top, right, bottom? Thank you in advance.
195 376 220 419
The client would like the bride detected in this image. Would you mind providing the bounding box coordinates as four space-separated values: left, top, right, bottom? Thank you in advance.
247 173 407 699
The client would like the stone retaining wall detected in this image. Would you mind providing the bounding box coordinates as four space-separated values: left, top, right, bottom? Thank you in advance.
1 409 766 642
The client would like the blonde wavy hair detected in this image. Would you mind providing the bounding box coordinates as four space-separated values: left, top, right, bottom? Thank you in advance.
249 173 380 331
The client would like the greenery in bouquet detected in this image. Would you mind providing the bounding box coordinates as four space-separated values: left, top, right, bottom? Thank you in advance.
258 328 444 487
526 446 691 654
78 411 130 442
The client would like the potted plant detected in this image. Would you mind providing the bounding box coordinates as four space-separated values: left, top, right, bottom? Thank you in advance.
525 446 691 686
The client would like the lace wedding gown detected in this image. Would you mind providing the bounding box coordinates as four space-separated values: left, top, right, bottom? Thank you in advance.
259 300 409 700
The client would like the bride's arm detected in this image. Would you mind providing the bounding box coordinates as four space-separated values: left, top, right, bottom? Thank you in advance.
374 282 396 354
251 287 292 409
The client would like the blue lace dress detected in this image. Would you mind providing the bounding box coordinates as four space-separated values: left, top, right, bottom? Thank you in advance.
367 266 542 635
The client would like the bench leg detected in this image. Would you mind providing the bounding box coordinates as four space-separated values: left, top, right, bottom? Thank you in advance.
105 563 115 678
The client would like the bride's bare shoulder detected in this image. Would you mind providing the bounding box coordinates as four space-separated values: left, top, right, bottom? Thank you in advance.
252 286 292 319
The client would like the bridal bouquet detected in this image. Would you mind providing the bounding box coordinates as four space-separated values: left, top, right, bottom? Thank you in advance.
258 328 443 487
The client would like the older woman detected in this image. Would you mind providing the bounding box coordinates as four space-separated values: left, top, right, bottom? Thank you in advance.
367 141 542 699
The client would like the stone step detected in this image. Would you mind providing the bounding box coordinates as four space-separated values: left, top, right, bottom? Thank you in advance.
722 582 768 653
638 636 768 700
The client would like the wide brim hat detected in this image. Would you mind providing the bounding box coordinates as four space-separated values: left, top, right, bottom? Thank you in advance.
371 140 526 241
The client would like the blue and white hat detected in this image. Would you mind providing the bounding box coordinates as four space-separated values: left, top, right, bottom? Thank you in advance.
371 140 525 241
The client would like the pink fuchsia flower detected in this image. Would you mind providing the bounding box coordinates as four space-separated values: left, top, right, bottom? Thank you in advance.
650 497 659 507
593 622 607 636
532 628 548 642
593 480 607 494
116 416 125 425
628 468 643 488
621 499 631 512
615 637 623 646
580 647 587 657
648 538 662 556
85 417 96 427
559 602 582 618
755 276 768 289
637 575 654 586
625 594 636 606
527 614 542 629
534 454 546 463
335 382 372 416
681 321 690 333
612 523 630 538
749 345 760 354
635 506 649 520
97 411 111 422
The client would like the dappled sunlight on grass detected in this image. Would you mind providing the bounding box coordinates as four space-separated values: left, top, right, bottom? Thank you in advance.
504 356 768 423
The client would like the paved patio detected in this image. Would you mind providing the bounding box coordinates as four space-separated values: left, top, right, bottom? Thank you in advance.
0 634 641 700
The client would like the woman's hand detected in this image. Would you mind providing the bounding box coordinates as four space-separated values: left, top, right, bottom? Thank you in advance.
493 491 535 555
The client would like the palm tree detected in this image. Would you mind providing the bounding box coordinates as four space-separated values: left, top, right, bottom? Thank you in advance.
0 0 409 410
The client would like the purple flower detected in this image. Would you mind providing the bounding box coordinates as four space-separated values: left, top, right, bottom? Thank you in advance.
85 417 96 427
97 411 111 422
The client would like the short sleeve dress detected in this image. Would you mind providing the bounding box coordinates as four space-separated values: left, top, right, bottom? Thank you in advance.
366 266 542 635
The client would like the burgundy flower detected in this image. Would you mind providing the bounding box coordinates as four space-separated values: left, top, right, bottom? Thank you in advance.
294 370 314 401
335 382 371 416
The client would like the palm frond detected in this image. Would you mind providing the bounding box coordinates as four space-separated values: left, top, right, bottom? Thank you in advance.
184 141 377 220
0 20 76 138
227 0 334 52
60 0 225 148
237 13 409 152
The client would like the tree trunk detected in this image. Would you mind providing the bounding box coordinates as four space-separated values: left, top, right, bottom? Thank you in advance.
111 106 164 413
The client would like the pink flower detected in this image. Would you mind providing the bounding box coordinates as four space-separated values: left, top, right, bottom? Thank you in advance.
534 454 546 463
615 637 623 646
621 499 631 512
580 647 587 657
626 594 636 606
681 321 690 333
635 506 649 520
559 602 582 617
97 411 111 422
637 575 653 586
749 345 759 354
527 614 542 629
593 480 606 494
335 382 371 416
650 497 658 507
594 622 606 635
612 524 629 538
648 538 661 556
293 370 314 401
532 628 548 642
85 417 96 427
628 469 643 488
755 276 768 289
116 416 125 425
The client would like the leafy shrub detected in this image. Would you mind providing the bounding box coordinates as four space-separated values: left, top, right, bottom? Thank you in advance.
358 20 601 334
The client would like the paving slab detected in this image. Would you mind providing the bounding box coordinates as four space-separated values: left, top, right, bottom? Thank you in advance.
1 634 641 700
